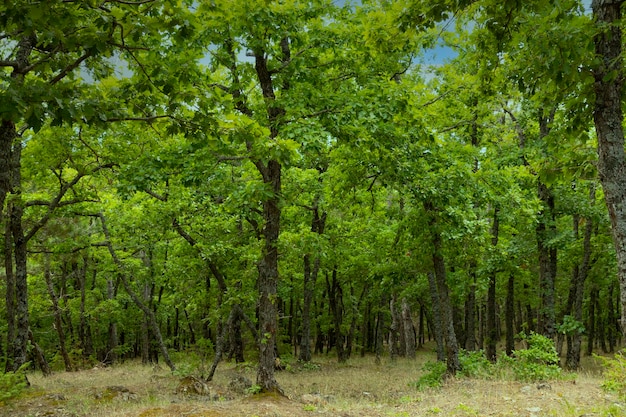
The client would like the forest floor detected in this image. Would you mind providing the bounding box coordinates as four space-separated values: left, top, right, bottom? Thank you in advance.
1 347 623 417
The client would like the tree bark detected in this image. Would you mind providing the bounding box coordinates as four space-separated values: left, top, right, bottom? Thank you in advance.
592 0 626 337
426 201 460 375
4 212 15 373
427 271 446 362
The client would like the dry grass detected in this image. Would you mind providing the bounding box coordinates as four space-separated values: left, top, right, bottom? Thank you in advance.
1 348 623 417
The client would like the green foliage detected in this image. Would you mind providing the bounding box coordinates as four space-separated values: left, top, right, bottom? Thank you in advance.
0 364 29 403
557 315 585 336
458 349 492 379
411 360 447 390
508 332 561 382
245 384 263 395
596 351 626 400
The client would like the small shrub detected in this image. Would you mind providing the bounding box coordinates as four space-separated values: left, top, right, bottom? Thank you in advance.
411 360 447 390
458 349 492 379
245 384 262 395
0 364 29 403
596 350 626 400
510 332 561 381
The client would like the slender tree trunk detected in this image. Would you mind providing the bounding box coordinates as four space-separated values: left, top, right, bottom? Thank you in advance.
106 277 118 365
300 202 325 362
597 294 608 353
592 0 626 337
98 214 175 371
389 294 400 360
505 272 515 356
465 268 477 351
326 268 347 363
608 281 616 352
374 294 386 364
566 188 594 369
44 256 73 372
486 207 499 362
588 285 598 356
402 298 416 358
29 329 51 376
537 181 557 340
418 302 425 347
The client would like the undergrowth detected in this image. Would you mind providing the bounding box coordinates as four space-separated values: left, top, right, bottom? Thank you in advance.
0 364 29 403
596 350 626 400
412 332 563 389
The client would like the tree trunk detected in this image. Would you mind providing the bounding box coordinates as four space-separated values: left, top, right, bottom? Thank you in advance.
326 268 348 363
505 272 515 356
588 285 598 356
299 202 325 362
402 298 416 358
486 207 499 362
44 256 73 372
374 294 386 364
592 0 626 337
99 214 175 371
427 272 446 362
389 294 400 360
465 268 477 351
4 212 15 373
537 181 557 340
426 202 460 375
566 188 594 369
11 180 29 372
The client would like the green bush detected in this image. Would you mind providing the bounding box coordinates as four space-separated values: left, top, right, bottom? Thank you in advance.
0 365 29 403
596 350 626 400
411 360 447 390
509 332 561 381
458 349 492 379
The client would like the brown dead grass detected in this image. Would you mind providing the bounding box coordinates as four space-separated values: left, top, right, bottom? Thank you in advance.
0 349 623 417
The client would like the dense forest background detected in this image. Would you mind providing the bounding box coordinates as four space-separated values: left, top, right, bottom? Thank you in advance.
2 0 626 394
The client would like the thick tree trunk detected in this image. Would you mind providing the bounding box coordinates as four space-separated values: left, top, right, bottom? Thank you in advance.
4 212 15 373
10 151 29 373
592 0 626 337
427 272 446 362
486 208 499 362
426 202 460 375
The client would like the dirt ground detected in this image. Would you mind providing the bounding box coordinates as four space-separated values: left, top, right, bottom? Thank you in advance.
1 352 623 417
